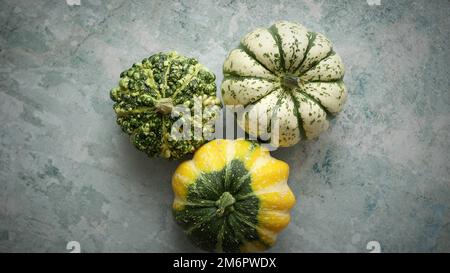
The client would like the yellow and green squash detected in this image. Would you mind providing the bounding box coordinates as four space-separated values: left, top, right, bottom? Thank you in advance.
172 139 296 252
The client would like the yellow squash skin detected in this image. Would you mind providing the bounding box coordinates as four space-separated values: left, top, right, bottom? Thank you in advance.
172 139 296 252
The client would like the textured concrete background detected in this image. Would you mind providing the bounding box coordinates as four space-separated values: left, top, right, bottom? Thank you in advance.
0 0 449 252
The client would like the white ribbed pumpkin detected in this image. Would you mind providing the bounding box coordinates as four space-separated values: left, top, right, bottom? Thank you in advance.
221 21 347 147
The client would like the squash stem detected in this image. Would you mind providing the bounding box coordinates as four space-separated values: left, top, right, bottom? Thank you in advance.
216 192 236 217
281 74 300 89
154 98 173 115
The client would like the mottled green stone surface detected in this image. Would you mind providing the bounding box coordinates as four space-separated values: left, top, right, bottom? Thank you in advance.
0 0 449 252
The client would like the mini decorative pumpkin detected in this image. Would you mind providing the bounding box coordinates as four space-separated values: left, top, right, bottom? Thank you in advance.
172 139 296 252
110 51 221 159
222 21 347 147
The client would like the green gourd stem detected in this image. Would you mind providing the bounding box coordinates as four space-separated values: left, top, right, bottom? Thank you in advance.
154 98 174 115
215 192 235 217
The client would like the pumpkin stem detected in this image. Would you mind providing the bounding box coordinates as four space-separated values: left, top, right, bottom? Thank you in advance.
216 192 236 217
281 74 300 89
154 98 174 115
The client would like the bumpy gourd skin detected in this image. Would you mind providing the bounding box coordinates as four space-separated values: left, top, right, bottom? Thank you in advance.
172 139 296 252
110 52 221 159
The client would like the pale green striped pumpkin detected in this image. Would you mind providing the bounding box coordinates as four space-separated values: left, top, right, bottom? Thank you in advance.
221 21 347 147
